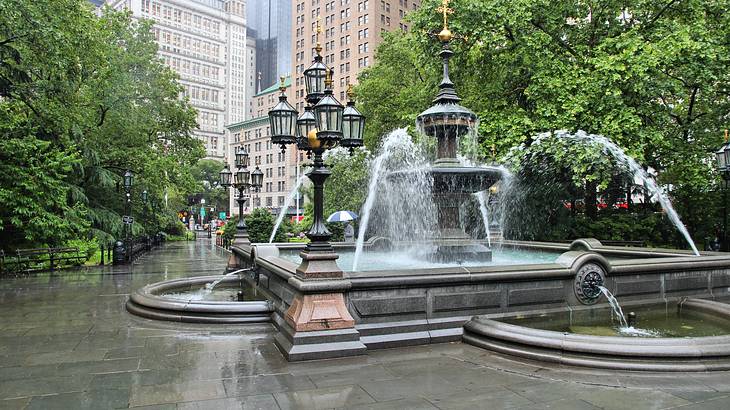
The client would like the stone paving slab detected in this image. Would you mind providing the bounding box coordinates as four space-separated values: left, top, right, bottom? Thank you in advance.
2 241 730 409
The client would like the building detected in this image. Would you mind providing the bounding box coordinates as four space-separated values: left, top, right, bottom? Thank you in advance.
291 0 420 111
105 0 250 160
226 77 305 218
247 0 293 90
245 36 257 119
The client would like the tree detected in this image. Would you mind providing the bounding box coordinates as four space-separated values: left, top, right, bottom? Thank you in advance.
245 208 286 243
0 0 203 249
190 159 228 215
356 0 730 246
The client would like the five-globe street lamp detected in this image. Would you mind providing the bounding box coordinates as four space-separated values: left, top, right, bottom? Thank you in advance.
267 22 365 278
219 148 264 246
715 130 730 251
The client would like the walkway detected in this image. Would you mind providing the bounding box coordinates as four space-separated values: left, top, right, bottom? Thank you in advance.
1 240 730 409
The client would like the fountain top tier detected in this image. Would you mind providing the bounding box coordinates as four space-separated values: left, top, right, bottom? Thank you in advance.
415 31 477 167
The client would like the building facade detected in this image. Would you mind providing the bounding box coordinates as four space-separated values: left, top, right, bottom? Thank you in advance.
105 0 250 160
291 0 419 111
247 0 293 90
226 77 305 218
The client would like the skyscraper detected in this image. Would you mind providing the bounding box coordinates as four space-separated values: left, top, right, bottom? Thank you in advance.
247 0 293 90
104 0 251 160
291 0 419 111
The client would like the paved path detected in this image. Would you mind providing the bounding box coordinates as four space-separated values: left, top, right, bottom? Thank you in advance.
1 240 730 409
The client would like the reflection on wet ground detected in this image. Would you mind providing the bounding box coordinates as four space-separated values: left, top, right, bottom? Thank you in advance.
2 240 730 409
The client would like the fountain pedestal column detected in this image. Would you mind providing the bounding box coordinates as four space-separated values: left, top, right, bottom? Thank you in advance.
432 191 492 262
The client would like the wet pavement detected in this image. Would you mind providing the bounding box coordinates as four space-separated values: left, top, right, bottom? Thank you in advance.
1 240 730 409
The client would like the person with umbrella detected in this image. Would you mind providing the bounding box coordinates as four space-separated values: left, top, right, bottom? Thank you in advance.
327 211 358 242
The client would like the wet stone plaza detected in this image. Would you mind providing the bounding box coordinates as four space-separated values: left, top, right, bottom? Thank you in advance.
2 241 730 409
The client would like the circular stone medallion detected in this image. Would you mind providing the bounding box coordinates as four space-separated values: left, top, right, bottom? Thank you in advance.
574 263 606 305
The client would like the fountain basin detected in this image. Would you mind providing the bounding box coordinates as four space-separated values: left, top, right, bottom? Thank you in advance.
126 275 272 324
233 239 730 358
464 299 730 371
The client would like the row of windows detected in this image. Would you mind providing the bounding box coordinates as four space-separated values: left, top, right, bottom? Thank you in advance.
182 85 220 105
153 28 221 62
162 55 220 82
142 0 221 36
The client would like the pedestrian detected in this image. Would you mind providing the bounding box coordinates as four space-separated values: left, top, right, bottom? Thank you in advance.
344 221 355 243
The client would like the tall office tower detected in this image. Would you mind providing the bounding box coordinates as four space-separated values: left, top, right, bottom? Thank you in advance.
247 0 293 90
245 37 257 119
291 0 419 112
105 0 250 160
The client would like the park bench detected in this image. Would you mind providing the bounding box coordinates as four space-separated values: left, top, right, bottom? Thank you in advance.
1 247 85 274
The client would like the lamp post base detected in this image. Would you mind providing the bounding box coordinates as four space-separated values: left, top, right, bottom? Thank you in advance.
296 242 342 279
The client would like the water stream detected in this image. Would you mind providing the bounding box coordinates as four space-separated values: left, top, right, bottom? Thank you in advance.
354 130 407 270
598 286 628 328
476 191 492 247
598 285 660 336
539 131 699 256
269 174 308 243
204 269 245 291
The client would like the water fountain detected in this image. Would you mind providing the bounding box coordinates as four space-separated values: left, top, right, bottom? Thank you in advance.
128 1 730 366
386 31 501 262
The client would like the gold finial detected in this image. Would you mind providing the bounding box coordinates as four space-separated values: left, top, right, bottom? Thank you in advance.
436 0 454 42
315 16 323 55
325 68 334 89
725 129 728 143
278 76 286 92
346 83 355 101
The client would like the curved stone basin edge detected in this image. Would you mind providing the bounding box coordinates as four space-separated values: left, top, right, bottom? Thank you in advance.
126 275 273 323
233 239 730 293
463 298 730 372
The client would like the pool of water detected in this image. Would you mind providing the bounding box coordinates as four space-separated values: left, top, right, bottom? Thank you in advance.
278 247 561 272
502 304 730 338
161 285 267 302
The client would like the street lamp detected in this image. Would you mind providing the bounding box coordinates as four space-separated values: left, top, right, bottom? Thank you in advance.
267 21 365 279
220 148 264 246
123 170 133 262
716 130 730 251
141 189 148 238
341 84 365 154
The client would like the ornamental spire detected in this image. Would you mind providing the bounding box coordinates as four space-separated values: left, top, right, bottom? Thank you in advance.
436 0 454 42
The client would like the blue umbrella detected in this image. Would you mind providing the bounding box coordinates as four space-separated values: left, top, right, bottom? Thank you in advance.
327 211 358 223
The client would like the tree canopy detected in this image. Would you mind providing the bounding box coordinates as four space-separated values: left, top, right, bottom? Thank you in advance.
0 0 203 249
356 0 730 247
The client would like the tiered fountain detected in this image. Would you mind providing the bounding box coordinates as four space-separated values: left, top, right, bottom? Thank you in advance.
389 23 500 262
127 1 730 368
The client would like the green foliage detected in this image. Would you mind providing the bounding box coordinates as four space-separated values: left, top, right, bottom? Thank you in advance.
0 0 203 250
64 238 98 261
356 0 730 247
323 148 371 219
244 208 286 243
222 218 237 242
190 159 228 214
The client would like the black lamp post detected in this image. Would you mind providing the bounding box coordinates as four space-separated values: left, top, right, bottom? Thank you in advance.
715 130 730 251
123 170 133 262
220 148 263 246
267 24 365 278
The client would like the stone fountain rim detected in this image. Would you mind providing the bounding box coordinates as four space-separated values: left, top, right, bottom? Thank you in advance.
125 274 272 323
237 240 730 294
463 298 730 372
